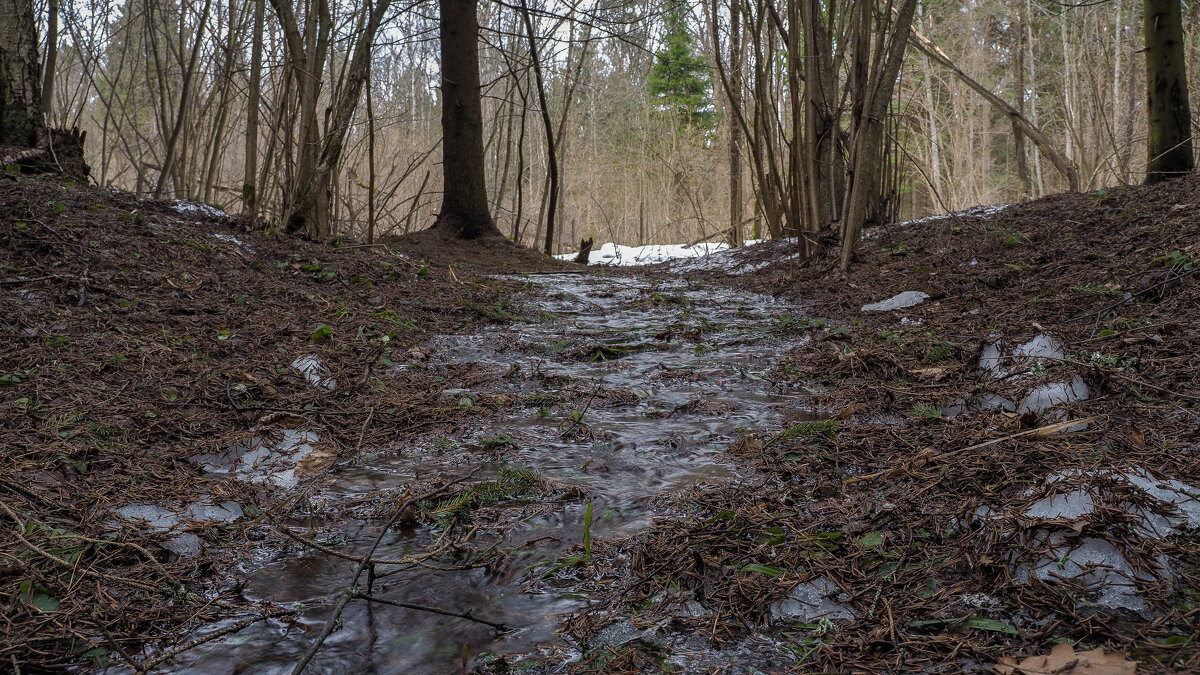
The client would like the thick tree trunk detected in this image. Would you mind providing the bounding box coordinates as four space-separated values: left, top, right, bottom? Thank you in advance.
433 0 500 239
0 0 43 147
1144 0 1193 183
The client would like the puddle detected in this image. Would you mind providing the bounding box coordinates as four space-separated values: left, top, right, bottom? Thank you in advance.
167 273 809 672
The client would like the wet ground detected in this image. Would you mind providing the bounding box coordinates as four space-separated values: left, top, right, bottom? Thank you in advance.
6 176 1199 673
167 272 814 672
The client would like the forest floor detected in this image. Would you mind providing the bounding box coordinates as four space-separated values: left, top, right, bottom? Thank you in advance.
1 172 1198 674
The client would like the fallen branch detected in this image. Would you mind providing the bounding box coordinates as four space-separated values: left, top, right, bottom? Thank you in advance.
138 608 299 673
843 418 1094 485
0 500 161 593
291 470 480 675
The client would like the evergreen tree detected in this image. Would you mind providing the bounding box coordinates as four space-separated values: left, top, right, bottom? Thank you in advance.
648 4 716 132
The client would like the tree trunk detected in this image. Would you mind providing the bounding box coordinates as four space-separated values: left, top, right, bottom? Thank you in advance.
242 0 264 217
909 25 1080 193
839 0 919 270
0 0 43 147
1144 0 1193 183
727 0 743 247
433 0 500 239
39 0 56 121
1014 0 1030 197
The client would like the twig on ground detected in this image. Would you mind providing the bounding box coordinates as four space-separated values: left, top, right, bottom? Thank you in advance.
137 608 299 673
290 470 480 675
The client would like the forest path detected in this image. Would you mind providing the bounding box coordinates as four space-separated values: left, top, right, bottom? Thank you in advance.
171 269 813 672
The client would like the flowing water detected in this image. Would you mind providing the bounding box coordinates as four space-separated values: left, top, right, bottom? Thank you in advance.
169 272 812 673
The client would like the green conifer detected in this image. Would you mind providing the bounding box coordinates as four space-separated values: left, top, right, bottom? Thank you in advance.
648 3 717 132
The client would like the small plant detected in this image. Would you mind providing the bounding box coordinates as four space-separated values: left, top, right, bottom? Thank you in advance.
921 342 954 364
1150 249 1195 271
425 467 541 524
582 501 593 561
912 403 941 421
1073 284 1120 297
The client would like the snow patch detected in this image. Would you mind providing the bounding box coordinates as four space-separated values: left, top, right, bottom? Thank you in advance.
211 233 254 253
170 199 228 220
292 355 337 391
554 238 795 273
895 204 1011 227
861 290 929 312
769 576 857 623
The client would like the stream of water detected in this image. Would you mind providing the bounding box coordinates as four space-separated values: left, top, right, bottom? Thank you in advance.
169 272 810 673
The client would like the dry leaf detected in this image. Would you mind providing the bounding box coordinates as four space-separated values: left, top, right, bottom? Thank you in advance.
729 433 762 455
295 446 337 478
1127 424 1145 448
994 642 1136 675
911 366 951 381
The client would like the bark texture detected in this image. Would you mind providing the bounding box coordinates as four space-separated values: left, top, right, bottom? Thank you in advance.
433 0 500 239
1144 0 1193 184
0 0 43 147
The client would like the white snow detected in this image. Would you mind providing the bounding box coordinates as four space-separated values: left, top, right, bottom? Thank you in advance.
894 204 1012 227
170 199 228 219
292 355 337 391
555 238 793 273
861 290 929 312
556 241 732 266
212 232 254 253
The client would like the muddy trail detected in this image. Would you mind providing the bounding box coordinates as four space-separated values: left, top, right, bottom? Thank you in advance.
3 174 1200 673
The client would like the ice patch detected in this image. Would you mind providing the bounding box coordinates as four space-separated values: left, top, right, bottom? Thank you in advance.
1123 467 1200 525
895 204 1011 227
211 233 254 253
184 500 243 524
14 289 48 303
588 620 650 649
769 576 857 623
1013 333 1067 362
1024 489 1095 520
113 503 179 531
1018 376 1089 415
292 355 337 391
170 199 228 219
1016 537 1146 613
193 428 322 488
162 533 202 557
861 290 929 312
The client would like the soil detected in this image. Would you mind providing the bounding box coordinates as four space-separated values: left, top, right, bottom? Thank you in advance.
1 171 1197 674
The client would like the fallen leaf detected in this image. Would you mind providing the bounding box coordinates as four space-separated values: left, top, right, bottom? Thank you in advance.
729 433 762 455
1127 424 1145 448
994 642 1136 675
911 366 951 381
